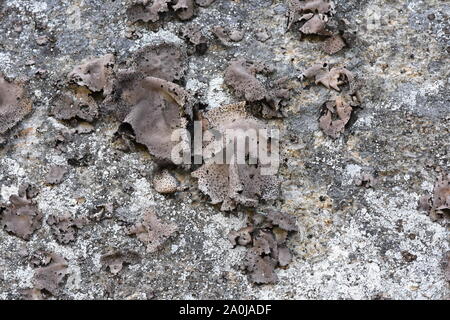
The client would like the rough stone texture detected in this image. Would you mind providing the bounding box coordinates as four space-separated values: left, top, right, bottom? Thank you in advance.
0 0 448 300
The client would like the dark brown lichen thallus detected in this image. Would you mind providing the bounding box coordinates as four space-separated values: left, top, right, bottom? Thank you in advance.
0 75 32 135
0 191 42 240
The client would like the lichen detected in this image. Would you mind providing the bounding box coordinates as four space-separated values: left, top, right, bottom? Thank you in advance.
224 60 290 116
180 24 208 54
192 102 280 211
50 87 98 122
127 0 171 23
131 42 187 82
127 0 208 24
46 213 86 244
318 93 360 138
67 54 115 96
45 165 68 185
322 34 346 55
173 0 195 21
303 63 354 91
100 250 141 275
0 75 32 135
31 252 69 297
121 76 192 163
230 211 298 284
288 1 348 54
287 0 335 34
224 59 268 102
419 174 450 222
127 209 178 253
0 187 42 241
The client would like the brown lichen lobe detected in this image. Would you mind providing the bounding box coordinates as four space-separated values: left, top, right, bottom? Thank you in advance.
224 60 290 115
288 0 335 33
51 54 115 123
213 26 245 45
32 252 69 297
0 75 32 135
322 34 346 54
316 67 354 91
68 54 115 95
121 76 192 163
303 63 354 91
288 1 348 54
299 14 331 36
0 189 42 241
173 0 195 20
228 226 253 246
132 43 187 82
127 0 205 23
265 210 298 232
45 165 68 185
50 87 98 122
100 250 141 275
103 42 192 163
46 213 86 244
230 211 298 284
127 209 178 253
420 174 450 222
224 59 271 103
127 0 171 23
303 63 361 138
319 93 359 138
192 102 280 211
433 174 450 213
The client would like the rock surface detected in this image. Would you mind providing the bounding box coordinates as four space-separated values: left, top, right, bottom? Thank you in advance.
0 0 448 299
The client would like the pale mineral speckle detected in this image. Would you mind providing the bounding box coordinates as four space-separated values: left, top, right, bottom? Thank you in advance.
29 1 48 13
343 164 362 183
66 264 82 291
206 77 233 109
0 53 12 75
130 29 184 53
6 266 34 289
0 185 19 203
185 78 207 93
